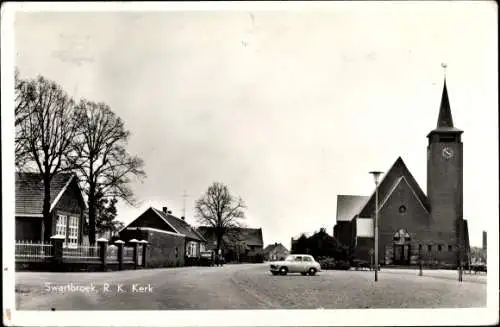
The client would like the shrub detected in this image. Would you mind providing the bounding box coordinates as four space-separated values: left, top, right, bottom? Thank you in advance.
318 257 336 270
334 260 351 270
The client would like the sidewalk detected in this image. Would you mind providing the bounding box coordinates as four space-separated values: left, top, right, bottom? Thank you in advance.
380 268 487 284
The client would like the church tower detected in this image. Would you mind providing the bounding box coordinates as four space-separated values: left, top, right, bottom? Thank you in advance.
427 78 464 248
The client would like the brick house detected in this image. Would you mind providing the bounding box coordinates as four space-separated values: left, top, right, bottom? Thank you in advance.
197 226 264 263
263 242 289 261
119 206 206 267
333 79 470 268
15 172 87 247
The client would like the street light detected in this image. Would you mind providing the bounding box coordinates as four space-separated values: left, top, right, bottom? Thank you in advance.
369 171 383 282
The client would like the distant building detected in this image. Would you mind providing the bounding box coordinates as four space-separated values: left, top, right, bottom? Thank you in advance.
119 206 206 267
263 242 289 261
197 226 264 263
334 78 470 268
482 231 487 251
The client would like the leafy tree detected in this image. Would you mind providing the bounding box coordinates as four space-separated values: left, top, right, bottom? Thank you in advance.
291 228 348 260
15 73 77 242
195 182 246 255
68 100 146 244
95 195 124 238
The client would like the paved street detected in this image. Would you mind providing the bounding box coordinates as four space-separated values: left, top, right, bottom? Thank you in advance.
15 264 486 310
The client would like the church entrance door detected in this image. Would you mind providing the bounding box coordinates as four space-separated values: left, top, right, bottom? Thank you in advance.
393 229 411 265
393 244 410 265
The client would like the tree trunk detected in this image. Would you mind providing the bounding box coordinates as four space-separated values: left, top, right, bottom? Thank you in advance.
42 174 51 243
88 182 96 245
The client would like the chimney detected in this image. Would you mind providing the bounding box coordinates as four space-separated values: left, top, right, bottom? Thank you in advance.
162 207 168 214
168 210 172 215
181 216 185 221
275 242 278 246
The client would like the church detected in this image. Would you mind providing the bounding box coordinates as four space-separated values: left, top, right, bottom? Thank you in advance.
334 78 470 268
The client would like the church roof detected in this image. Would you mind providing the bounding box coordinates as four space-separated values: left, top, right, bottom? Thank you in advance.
357 157 430 217
428 78 463 136
336 195 369 222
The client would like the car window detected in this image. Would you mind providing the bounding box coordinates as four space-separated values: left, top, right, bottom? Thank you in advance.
303 256 312 262
285 256 295 261
294 256 302 261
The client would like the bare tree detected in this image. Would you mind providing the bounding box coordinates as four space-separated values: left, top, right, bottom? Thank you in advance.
15 74 77 242
68 100 146 244
195 182 246 254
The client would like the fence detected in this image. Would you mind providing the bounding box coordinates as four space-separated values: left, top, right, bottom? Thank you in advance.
15 241 53 261
15 238 149 272
106 245 119 262
63 244 100 260
123 246 135 262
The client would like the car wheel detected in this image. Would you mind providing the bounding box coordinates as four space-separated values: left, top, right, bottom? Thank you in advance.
308 268 317 276
279 267 288 276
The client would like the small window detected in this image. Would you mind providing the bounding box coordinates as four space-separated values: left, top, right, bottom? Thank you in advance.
438 244 442 252
448 245 453 252
294 256 303 262
303 256 312 262
399 205 407 214
427 244 432 252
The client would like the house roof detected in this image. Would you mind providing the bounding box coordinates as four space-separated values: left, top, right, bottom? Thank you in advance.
357 157 430 217
153 208 206 242
15 172 82 216
263 243 289 254
197 226 264 247
336 195 369 222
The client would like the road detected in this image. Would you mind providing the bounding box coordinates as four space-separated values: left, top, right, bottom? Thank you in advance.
15 263 486 310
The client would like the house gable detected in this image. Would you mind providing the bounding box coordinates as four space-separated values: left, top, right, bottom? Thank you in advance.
126 208 178 233
52 177 86 216
358 157 429 218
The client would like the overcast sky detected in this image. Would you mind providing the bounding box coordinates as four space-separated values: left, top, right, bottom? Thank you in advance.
10 2 497 248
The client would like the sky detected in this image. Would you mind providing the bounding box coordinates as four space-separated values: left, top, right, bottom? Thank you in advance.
8 1 498 249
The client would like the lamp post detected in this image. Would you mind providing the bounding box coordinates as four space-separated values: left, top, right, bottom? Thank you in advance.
369 171 383 282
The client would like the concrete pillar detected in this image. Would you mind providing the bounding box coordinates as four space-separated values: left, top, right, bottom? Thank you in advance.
50 235 65 271
129 239 139 269
115 240 125 271
140 240 149 268
97 237 108 271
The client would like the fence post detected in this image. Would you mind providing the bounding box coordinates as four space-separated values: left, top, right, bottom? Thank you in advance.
97 238 109 272
50 235 65 272
129 239 139 269
115 240 125 271
140 240 149 268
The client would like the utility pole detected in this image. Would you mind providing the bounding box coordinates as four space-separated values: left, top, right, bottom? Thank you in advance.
182 190 188 218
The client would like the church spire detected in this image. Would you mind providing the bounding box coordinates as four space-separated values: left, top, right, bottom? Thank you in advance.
427 64 463 139
437 78 454 128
